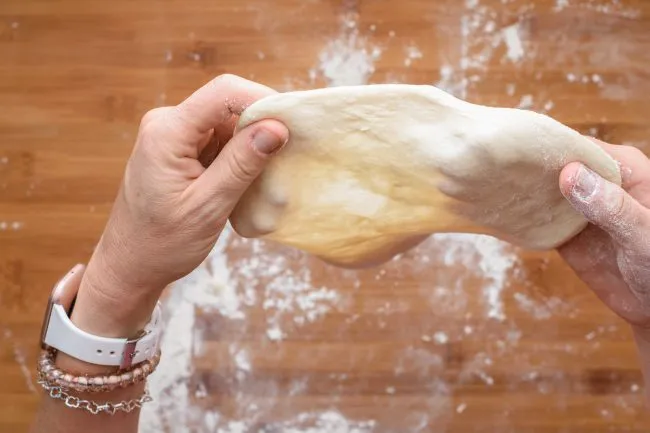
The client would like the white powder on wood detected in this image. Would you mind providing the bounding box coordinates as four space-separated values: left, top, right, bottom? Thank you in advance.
438 0 532 99
513 292 570 320
2 328 36 394
404 44 423 67
503 23 524 62
428 234 519 322
138 1 590 428
310 15 381 87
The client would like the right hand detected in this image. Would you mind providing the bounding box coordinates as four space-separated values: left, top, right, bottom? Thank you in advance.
558 139 650 331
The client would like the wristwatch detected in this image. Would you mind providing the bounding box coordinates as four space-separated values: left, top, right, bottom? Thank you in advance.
40 264 163 369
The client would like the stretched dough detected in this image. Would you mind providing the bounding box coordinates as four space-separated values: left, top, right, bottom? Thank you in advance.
230 85 621 267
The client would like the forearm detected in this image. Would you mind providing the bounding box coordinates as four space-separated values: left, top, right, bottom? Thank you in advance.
31 256 161 433
633 326 650 403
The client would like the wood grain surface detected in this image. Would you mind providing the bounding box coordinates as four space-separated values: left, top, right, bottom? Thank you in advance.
1 0 650 432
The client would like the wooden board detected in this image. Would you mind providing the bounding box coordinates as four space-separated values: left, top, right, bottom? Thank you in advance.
1 0 650 431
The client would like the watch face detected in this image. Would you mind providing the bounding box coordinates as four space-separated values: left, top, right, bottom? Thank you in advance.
40 264 85 348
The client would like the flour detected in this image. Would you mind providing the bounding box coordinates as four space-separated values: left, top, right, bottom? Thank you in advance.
2 328 36 394
441 0 533 100
141 225 348 431
503 24 524 62
404 45 423 67
0 220 23 231
435 64 461 96
517 94 534 110
232 237 341 331
142 11 384 430
139 1 624 431
554 0 570 11
310 15 381 87
573 0 641 18
265 411 376 433
426 234 519 322
140 261 209 432
433 331 449 345
514 292 569 320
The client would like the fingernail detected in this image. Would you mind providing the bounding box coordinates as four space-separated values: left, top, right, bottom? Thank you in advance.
572 165 599 202
252 129 284 155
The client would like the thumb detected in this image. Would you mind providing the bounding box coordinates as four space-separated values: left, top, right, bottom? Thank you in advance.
193 119 289 214
559 162 649 245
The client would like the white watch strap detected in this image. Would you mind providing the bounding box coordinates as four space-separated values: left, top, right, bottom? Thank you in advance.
44 303 162 367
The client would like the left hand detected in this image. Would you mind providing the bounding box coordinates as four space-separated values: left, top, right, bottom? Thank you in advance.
558 139 650 331
72 75 289 337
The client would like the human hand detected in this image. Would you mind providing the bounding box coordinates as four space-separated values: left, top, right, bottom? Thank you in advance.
558 139 650 332
72 75 289 336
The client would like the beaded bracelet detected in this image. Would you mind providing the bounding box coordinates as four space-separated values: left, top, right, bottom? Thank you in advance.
37 348 161 394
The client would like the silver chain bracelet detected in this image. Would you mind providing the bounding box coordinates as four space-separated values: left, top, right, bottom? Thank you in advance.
38 379 153 415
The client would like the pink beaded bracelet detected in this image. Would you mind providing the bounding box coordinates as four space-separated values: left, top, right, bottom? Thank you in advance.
37 348 161 393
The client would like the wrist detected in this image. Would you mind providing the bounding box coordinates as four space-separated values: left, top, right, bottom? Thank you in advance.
70 253 163 340
47 261 164 376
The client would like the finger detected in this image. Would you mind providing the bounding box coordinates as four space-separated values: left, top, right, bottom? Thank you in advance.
559 162 650 246
196 120 239 167
587 138 650 191
175 74 276 135
197 131 227 168
190 119 289 216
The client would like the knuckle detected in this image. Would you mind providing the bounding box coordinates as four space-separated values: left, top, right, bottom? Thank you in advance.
137 108 177 149
140 107 168 128
139 108 172 138
604 186 645 235
608 190 628 222
210 73 240 90
226 149 258 184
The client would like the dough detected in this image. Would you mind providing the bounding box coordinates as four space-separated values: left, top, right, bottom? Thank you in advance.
230 85 621 267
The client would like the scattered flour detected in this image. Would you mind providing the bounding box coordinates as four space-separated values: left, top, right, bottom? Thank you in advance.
433 331 449 345
502 24 524 62
270 411 376 433
141 1 644 431
404 44 423 67
140 255 210 432
518 94 534 110
577 0 640 18
554 0 570 11
0 221 23 231
437 0 533 100
210 411 376 433
141 226 347 431
231 237 342 331
428 234 519 322
2 328 36 393
310 14 381 87
514 292 569 320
